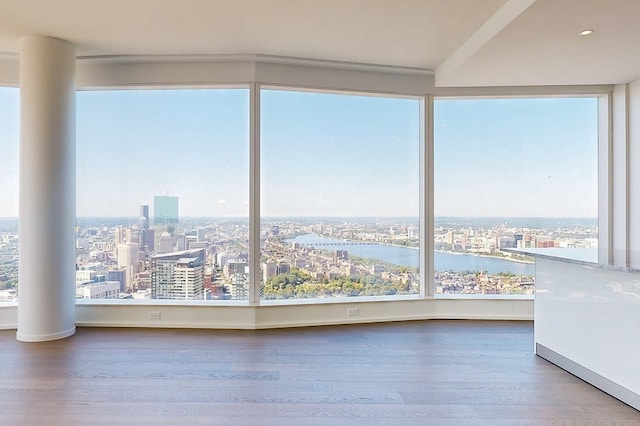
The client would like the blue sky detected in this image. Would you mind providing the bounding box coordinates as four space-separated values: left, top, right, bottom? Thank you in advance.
0 87 19 218
435 97 598 217
76 89 249 217
261 90 419 217
0 87 598 218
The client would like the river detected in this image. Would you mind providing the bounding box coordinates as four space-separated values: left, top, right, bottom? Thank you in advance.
290 233 534 276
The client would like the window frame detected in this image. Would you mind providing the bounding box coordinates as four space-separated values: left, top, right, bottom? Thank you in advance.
257 85 425 301
0 57 613 326
431 94 602 296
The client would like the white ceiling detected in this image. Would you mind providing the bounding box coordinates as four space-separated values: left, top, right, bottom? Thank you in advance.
0 0 639 87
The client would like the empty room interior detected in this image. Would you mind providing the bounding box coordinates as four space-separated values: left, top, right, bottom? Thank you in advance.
0 0 639 424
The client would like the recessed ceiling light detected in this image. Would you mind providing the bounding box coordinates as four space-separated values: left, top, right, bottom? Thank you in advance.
579 29 594 36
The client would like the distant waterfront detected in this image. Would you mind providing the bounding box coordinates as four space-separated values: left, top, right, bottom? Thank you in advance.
290 233 535 275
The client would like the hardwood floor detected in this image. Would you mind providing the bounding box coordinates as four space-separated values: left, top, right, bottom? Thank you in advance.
0 320 638 425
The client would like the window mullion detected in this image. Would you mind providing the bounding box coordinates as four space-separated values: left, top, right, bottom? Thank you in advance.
249 83 261 305
420 95 435 297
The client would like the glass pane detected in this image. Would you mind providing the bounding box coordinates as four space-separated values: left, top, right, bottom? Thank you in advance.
76 89 249 301
434 98 598 295
0 87 19 303
261 89 420 299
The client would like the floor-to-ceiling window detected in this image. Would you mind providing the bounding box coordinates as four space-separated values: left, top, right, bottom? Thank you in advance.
0 57 610 330
260 88 421 299
434 97 599 295
74 90 601 302
0 87 19 303
76 88 250 301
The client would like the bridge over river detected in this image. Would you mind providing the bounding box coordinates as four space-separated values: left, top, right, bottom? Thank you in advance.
299 241 377 246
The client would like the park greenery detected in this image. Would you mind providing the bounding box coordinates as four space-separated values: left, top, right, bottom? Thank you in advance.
262 268 414 299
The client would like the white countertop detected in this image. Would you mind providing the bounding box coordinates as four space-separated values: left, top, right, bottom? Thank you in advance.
505 247 598 264
504 247 640 274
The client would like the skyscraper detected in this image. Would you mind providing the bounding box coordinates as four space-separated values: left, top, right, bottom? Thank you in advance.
150 248 205 300
158 230 173 253
153 196 179 225
117 242 139 292
223 261 249 300
139 204 149 230
140 228 155 256
172 257 204 300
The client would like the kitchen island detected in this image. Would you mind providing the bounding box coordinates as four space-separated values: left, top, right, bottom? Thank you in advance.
506 248 639 411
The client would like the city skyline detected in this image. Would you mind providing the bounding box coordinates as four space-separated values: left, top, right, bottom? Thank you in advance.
0 87 598 218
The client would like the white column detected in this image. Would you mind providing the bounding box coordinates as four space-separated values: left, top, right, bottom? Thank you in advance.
17 36 76 342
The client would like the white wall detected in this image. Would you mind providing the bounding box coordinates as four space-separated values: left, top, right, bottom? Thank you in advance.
75 55 433 96
0 298 532 330
0 53 18 86
78 297 532 328
605 78 640 269
610 85 627 266
627 79 640 267
0 304 17 329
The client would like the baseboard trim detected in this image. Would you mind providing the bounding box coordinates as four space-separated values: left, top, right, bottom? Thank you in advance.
536 343 640 411
16 326 76 342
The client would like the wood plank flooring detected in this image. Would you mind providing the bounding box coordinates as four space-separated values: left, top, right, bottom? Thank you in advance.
0 320 638 425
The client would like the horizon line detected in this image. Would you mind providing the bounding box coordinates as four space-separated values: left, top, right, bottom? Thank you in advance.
0 215 599 220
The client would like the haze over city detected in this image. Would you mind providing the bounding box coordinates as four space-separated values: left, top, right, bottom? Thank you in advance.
0 88 597 219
